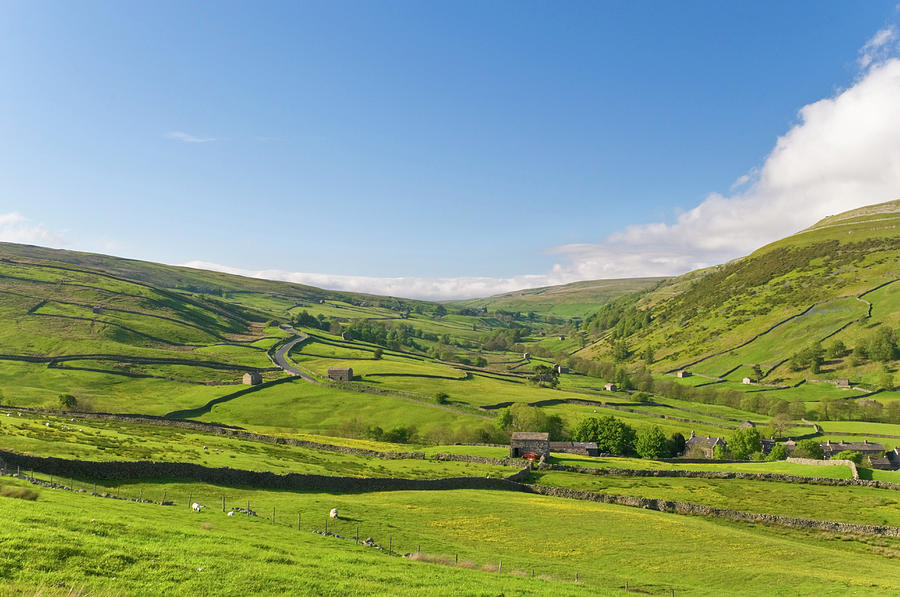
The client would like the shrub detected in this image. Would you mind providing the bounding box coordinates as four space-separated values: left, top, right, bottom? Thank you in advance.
728 427 762 460
58 394 77 410
434 392 449 405
373 348 383 360
766 444 788 461
573 415 636 455
635 426 670 458
834 450 863 465
793 439 824 460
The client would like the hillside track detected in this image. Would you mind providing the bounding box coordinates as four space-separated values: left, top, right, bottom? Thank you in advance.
666 278 900 375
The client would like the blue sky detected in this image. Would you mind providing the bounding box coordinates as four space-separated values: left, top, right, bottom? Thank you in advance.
2 1 900 298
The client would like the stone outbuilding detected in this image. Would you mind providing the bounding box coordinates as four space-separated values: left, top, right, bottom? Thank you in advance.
510 432 550 460
738 420 756 430
742 377 754 385
554 364 569 374
523 353 531 360
549 441 598 457
604 382 618 392
341 331 353 341
328 367 353 382
835 377 850 388
676 370 691 378
242 372 262 385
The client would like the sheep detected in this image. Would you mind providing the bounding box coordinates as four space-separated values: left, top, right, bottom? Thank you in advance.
226 511 234 517
329 508 339 519
192 503 205 513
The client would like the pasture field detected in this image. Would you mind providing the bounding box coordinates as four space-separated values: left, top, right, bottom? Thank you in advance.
0 411 510 479
529 469 900 527
4 477 900 596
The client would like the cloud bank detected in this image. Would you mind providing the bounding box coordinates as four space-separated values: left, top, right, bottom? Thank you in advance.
0 212 61 246
185 46 900 300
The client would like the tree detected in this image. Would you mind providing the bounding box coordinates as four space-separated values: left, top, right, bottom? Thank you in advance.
636 426 670 459
572 416 636 455
668 432 686 457
434 304 448 318
878 370 894 391
713 443 729 459
58 394 77 410
611 340 630 363
727 427 761 460
767 412 793 438
373 348 383 360
642 346 655 365
834 450 863 465
766 443 788 461
868 327 897 362
752 364 763 380
434 392 449 405
529 365 559 388
826 339 846 359
793 439 824 459
495 403 565 440
788 400 807 420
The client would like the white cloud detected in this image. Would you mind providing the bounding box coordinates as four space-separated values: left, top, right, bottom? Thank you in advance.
180 260 571 301
165 131 216 143
0 212 62 246
859 26 897 69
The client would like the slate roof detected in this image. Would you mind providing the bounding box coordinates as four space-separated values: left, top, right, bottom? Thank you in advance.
511 432 550 441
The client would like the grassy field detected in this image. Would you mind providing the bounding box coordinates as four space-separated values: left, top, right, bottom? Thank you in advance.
4 476 900 596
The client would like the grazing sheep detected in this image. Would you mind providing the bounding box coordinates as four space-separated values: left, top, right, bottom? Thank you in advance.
192 503 205 513
226 511 234 516
329 508 339 519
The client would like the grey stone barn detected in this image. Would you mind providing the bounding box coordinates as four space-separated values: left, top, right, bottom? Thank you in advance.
510 432 550 460
604 382 617 392
328 367 353 382
341 331 353 341
554 364 569 374
242 372 262 386
821 439 884 459
676 370 691 378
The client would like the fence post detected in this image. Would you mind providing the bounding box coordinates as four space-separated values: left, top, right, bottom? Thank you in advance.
325 518 328 533
298 512 301 531
139 489 143 502
162 490 167 505
272 506 275 524
499 560 502 572
189 493 192 510
222 495 225 512
356 526 359 544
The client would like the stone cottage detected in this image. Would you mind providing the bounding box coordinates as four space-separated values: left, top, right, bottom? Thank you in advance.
685 431 726 458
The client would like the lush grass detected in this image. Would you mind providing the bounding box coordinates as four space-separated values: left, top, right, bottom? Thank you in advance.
530 469 900 527
0 411 511 479
5 476 900 595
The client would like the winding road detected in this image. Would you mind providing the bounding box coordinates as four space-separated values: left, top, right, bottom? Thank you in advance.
271 325 318 382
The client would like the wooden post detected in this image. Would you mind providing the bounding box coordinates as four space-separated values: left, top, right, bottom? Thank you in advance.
325 518 328 533
162 490 166 505
575 571 578 582
272 506 275 524
93 483 96 495
247 500 250 513
298 512 301 531
139 489 143 502
188 493 192 509
222 495 225 512
499 560 502 572
356 526 359 544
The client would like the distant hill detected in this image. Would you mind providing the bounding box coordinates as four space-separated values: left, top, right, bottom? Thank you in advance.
452 277 667 319
579 199 900 388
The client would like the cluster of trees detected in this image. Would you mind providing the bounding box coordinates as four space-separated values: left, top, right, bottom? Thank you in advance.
789 342 825 373
480 328 528 351
529 365 559 388
494 404 564 441
571 415 685 459
851 327 898 364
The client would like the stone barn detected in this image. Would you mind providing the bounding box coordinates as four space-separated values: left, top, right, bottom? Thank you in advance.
676 370 691 378
242 372 262 386
835 378 850 388
604 382 617 392
341 331 352 341
554 364 569 374
550 441 598 457
742 377 754 385
510 432 550 460
523 353 531 360
328 367 353 382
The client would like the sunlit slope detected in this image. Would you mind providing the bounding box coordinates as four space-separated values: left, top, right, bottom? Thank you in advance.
581 200 900 380
452 277 666 318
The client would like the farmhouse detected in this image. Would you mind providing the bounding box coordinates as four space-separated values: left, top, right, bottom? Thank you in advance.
685 431 726 458
328 367 353 382
676 370 691 378
554 364 569 374
510 432 550 460
604 382 617 392
549 441 598 457
821 439 884 459
242 372 262 385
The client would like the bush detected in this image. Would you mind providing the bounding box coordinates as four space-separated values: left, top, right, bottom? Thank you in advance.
668 432 686 457
373 348 383 360
793 439 824 460
58 394 77 410
573 416 636 455
727 427 761 460
434 392 449 405
0 485 39 501
834 450 863 465
766 444 788 461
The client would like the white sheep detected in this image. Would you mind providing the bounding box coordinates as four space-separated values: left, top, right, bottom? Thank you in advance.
192 503 205 513
329 508 339 519
226 511 234 516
